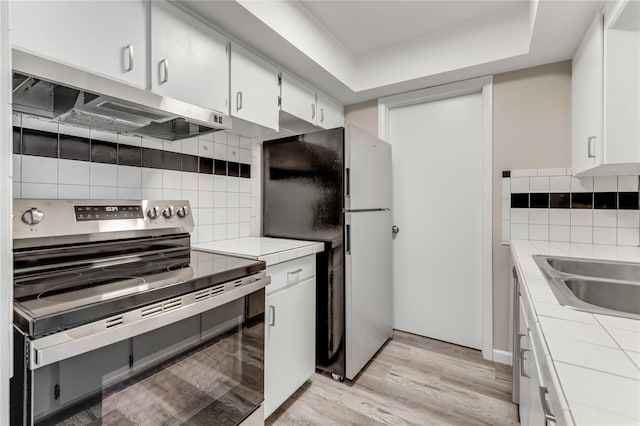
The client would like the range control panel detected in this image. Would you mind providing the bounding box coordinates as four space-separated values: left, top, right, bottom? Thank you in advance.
13 199 194 244
74 205 144 221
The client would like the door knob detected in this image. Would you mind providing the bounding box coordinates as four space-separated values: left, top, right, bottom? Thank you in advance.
392 225 400 235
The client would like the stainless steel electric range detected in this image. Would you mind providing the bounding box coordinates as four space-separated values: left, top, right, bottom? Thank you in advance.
10 199 269 426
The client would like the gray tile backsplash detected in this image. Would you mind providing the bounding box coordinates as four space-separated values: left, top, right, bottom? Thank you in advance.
12 113 261 243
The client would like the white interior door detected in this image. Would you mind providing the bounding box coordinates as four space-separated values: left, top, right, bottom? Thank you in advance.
345 210 393 379
389 92 483 349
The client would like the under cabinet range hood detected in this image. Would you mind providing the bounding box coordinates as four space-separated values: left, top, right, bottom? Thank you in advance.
11 50 231 140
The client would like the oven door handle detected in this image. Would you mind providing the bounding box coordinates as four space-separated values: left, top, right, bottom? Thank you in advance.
29 274 270 370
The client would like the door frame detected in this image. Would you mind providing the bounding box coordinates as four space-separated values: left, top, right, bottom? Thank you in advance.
377 76 494 360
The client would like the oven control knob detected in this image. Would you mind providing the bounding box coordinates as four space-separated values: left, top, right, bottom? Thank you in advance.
22 208 44 226
176 206 189 218
163 205 175 219
147 206 160 220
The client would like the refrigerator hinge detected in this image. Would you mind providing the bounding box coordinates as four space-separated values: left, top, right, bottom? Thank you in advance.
277 72 282 86
278 96 281 108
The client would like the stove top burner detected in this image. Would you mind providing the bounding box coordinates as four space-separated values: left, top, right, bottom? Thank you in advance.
14 272 83 299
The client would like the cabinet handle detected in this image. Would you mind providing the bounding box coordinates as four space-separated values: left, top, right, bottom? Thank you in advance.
287 268 303 275
539 386 556 423
311 104 316 119
269 305 276 326
125 44 134 72
160 59 169 84
236 91 243 111
520 348 531 378
517 332 526 349
320 108 325 123
587 136 596 158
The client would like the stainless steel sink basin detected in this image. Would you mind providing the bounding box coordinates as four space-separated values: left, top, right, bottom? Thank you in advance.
533 255 640 320
544 256 640 282
562 278 640 315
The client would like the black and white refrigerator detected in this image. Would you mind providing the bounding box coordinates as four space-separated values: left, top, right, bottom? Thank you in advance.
263 124 393 380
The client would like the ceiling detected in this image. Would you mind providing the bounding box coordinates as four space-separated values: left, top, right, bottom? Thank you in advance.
178 0 603 105
299 1 528 58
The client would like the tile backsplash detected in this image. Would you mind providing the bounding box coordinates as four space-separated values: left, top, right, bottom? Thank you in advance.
12 113 261 244
502 168 640 246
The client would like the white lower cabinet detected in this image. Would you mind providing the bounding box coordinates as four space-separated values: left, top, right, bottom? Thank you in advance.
516 277 571 425
264 256 316 418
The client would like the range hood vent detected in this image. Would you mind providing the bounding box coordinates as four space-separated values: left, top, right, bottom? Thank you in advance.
11 51 231 140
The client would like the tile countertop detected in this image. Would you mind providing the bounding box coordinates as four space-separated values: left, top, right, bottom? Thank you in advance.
193 237 324 266
510 239 640 425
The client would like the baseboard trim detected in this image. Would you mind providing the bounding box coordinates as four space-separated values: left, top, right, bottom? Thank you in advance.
493 349 512 366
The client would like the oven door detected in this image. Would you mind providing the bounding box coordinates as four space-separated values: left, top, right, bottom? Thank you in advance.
12 288 265 426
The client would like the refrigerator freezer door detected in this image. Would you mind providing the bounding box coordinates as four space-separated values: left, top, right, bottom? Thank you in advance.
263 128 344 243
345 125 392 211
344 210 393 380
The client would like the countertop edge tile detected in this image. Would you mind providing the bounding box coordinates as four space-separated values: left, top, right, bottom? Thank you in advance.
194 237 324 266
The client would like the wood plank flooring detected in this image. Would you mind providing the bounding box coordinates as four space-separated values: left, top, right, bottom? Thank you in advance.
266 330 519 426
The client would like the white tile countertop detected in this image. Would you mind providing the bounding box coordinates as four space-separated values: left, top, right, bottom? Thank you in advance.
194 237 324 266
510 239 640 425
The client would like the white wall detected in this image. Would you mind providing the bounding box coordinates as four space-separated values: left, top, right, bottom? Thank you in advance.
1 1 12 422
492 61 573 351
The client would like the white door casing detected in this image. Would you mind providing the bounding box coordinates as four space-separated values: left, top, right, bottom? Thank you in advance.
378 76 493 358
1 2 12 423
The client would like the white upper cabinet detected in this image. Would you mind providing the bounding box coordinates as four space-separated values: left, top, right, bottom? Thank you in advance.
316 93 344 129
603 0 640 165
151 1 228 113
572 12 603 175
230 43 280 132
279 72 345 132
573 1 640 175
280 72 317 125
11 0 148 88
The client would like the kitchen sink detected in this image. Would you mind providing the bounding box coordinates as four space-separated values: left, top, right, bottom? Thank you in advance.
543 256 640 282
533 255 640 320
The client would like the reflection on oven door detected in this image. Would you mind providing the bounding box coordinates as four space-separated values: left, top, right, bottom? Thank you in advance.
27 292 264 426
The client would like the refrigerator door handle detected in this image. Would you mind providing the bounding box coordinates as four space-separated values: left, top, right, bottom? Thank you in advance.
346 225 351 255
345 168 351 198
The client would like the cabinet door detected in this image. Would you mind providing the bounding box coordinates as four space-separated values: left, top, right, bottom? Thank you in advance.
151 0 228 113
572 12 604 174
11 0 148 88
316 93 344 129
264 278 316 418
230 43 280 131
518 296 531 425
604 0 640 164
527 338 547 426
280 72 317 125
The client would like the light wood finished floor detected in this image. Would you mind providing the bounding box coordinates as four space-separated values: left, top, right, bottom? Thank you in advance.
267 330 519 426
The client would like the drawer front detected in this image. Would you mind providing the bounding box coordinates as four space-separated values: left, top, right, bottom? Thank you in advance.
266 255 315 295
